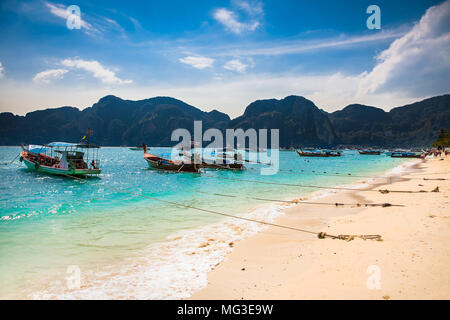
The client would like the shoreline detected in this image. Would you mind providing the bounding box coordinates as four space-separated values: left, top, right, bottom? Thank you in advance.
190 157 450 299
1 156 444 300
22 157 412 299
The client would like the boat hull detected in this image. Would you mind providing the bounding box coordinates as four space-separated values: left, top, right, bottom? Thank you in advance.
358 151 381 155
296 150 328 157
390 154 421 158
144 157 200 173
326 153 341 157
22 157 101 176
296 150 341 157
200 161 244 170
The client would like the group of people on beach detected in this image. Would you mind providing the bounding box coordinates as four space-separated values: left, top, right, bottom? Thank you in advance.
426 146 449 157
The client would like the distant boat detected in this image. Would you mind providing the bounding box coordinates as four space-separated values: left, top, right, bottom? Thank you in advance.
390 151 422 158
129 146 144 151
296 149 341 157
142 144 200 173
324 150 342 157
20 142 101 176
358 150 381 155
296 149 327 157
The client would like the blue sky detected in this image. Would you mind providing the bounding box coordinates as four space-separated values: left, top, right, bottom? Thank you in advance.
0 0 449 117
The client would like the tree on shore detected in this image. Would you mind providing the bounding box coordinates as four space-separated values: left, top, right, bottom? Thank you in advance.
432 128 450 147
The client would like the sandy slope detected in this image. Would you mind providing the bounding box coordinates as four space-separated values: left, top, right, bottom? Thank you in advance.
191 157 450 299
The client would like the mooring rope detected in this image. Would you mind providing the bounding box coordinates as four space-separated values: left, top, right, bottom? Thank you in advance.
59 173 381 241
247 167 448 181
203 175 431 194
193 190 404 207
1 153 21 165
244 159 271 165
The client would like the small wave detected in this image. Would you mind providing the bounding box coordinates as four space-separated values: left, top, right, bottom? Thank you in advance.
1 213 34 221
384 159 420 177
30 203 286 299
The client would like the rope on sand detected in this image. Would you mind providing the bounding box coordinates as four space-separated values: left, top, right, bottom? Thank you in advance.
59 173 382 242
318 233 382 241
193 190 404 208
247 167 448 181
204 175 433 194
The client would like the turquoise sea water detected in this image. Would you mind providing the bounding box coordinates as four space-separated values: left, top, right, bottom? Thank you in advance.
0 147 408 299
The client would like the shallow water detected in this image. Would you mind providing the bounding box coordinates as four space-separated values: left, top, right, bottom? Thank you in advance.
0 147 408 299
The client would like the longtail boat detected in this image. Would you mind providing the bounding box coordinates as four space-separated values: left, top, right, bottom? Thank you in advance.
143 144 200 173
20 141 101 176
177 146 245 170
184 150 245 170
324 150 342 157
296 149 327 157
202 148 245 170
358 150 381 155
296 149 341 157
200 159 245 170
390 151 422 158
129 146 144 151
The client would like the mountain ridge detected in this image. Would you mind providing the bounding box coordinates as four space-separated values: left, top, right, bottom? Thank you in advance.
0 94 448 147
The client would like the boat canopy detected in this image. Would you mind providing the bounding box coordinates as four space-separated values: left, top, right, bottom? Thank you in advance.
47 142 100 148
26 145 49 154
55 150 85 156
26 142 100 154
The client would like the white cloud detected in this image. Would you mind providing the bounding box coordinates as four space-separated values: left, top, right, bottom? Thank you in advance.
33 69 68 83
2 2 447 118
215 30 405 57
359 0 450 96
44 1 125 36
213 8 260 34
179 56 215 69
61 58 132 84
44 1 94 32
232 0 264 16
145 73 416 117
224 59 248 73
0 62 4 78
129 17 143 31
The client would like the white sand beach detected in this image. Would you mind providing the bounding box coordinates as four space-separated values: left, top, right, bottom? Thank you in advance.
191 157 450 299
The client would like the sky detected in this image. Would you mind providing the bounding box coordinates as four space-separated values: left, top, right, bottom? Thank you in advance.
0 0 449 118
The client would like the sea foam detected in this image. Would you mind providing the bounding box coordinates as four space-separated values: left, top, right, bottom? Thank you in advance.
30 202 286 299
